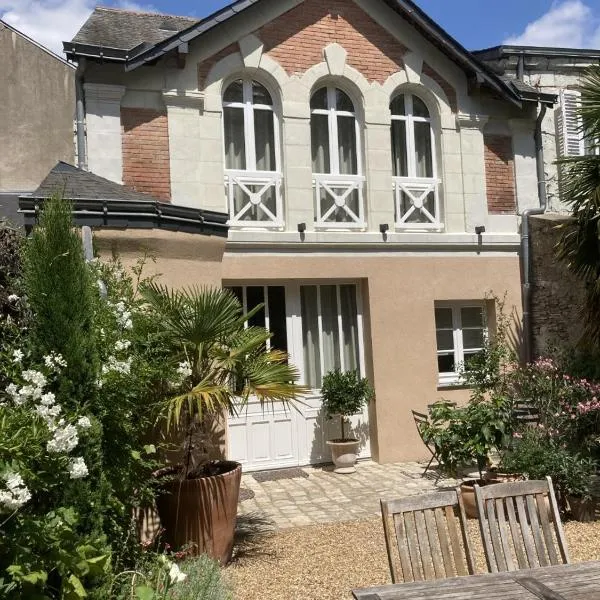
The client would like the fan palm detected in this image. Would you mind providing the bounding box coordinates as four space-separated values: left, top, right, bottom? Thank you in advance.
140 282 305 476
556 66 600 345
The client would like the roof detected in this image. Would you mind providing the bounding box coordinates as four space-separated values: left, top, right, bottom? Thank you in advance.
0 19 74 68
65 6 198 61
65 0 526 106
474 45 600 61
20 162 228 237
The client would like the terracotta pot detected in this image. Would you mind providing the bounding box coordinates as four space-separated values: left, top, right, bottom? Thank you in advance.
460 480 486 519
327 439 360 474
156 461 242 565
568 495 596 522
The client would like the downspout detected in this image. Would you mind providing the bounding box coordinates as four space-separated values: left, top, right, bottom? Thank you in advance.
75 58 87 170
521 103 548 363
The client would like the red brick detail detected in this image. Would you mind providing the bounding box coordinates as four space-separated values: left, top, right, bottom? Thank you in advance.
484 134 516 214
121 108 171 202
422 62 457 113
258 0 406 83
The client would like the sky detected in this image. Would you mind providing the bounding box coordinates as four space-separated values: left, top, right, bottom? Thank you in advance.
1 0 600 57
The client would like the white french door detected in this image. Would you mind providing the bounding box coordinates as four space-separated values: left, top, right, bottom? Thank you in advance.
226 281 371 471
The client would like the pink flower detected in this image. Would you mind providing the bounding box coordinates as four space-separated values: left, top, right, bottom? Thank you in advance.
513 432 523 439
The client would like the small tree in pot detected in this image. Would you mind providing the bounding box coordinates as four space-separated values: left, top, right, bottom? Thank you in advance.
321 369 373 474
142 284 304 563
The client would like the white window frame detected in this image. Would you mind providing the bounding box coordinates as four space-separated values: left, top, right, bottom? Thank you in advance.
435 302 487 386
226 281 366 393
311 86 366 229
223 79 283 228
392 93 442 230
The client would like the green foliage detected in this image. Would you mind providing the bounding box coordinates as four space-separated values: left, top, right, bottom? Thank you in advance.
556 66 600 345
140 282 306 475
321 370 373 441
501 428 595 501
167 555 232 600
22 196 99 409
420 397 511 478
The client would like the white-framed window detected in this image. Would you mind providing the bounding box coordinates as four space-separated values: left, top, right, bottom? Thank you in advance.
223 79 283 226
434 302 487 385
226 282 365 391
391 93 441 229
310 86 365 227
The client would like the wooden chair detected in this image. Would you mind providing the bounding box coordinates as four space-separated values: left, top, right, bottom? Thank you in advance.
381 489 475 583
411 410 440 480
474 476 570 573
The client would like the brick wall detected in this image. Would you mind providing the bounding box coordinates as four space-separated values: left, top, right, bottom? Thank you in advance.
530 214 586 356
197 0 457 109
121 108 171 201
484 134 516 214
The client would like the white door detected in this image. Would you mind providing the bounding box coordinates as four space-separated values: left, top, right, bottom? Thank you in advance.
226 282 371 472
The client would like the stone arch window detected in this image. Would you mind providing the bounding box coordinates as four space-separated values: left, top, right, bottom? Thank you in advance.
223 78 282 227
391 92 441 229
310 86 365 228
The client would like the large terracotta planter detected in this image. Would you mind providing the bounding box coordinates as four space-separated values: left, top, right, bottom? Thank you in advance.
460 480 485 519
327 439 360 474
156 461 242 565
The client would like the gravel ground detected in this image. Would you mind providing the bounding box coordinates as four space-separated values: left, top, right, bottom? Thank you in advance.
225 518 600 600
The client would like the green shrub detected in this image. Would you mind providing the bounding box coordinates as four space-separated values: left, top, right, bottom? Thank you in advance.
321 370 373 441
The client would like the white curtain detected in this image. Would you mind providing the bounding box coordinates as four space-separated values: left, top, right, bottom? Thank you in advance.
414 121 433 178
320 286 341 375
301 286 321 389
340 285 359 371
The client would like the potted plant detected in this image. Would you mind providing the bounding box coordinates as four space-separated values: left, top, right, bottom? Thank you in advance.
420 398 511 517
321 369 373 474
501 429 596 521
142 284 304 563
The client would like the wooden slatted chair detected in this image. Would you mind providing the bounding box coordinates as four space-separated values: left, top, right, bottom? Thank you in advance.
474 476 570 573
380 489 475 583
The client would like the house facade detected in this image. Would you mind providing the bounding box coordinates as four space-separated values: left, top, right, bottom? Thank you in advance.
65 0 551 469
0 20 75 225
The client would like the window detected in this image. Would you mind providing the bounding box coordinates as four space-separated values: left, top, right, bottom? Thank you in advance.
226 282 364 391
223 79 282 226
391 93 441 228
435 303 486 385
227 285 287 353
301 284 361 389
557 90 599 157
310 86 365 227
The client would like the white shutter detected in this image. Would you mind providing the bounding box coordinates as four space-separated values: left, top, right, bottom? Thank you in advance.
557 90 584 157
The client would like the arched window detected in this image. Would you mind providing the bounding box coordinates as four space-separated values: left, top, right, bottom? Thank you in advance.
310 86 365 227
391 93 440 228
223 79 282 226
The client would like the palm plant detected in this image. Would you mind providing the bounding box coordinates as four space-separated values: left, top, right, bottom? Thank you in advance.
140 283 304 477
556 66 600 345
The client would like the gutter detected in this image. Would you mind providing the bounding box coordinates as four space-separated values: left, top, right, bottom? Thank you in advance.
19 197 229 238
521 103 548 363
75 59 87 170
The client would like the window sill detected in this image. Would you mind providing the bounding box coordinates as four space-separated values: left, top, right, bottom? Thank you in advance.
437 380 472 391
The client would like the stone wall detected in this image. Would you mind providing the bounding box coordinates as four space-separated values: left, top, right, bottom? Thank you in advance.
530 213 586 356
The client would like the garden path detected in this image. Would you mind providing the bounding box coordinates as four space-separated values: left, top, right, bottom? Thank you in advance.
237 461 464 529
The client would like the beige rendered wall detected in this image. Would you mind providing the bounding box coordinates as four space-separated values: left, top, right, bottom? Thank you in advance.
221 251 522 463
0 24 75 192
93 229 226 289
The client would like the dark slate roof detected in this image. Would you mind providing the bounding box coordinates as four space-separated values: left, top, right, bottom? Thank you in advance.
21 162 229 237
501 77 557 104
32 161 162 202
72 6 198 51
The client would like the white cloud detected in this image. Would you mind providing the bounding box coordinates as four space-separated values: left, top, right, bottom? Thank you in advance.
504 0 600 48
0 0 156 57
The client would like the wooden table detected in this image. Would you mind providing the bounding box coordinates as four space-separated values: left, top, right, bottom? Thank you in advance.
352 561 600 599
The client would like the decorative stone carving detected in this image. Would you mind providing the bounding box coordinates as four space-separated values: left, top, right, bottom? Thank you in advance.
239 34 264 69
403 51 423 84
324 43 348 76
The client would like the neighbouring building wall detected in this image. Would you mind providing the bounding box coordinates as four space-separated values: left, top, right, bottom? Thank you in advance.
0 23 75 192
484 134 516 215
529 214 586 357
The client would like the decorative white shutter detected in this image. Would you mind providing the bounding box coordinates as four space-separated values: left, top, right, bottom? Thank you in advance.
557 90 584 157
